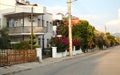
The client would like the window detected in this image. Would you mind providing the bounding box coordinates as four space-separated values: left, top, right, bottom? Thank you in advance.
38 19 41 26
46 21 49 32
42 20 44 27
28 15 35 22
20 19 23 26
9 19 14 27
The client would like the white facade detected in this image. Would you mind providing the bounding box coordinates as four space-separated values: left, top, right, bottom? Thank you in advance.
0 0 16 10
37 13 53 48
53 13 63 20
0 0 53 48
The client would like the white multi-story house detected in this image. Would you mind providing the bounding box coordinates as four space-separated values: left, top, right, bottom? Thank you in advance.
0 0 53 48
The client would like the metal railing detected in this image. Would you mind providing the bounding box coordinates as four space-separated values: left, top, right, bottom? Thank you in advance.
8 26 47 35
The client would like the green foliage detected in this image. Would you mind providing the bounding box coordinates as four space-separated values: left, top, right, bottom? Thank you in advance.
29 34 39 49
13 41 30 50
73 20 95 52
57 25 68 37
106 33 117 46
96 35 104 49
0 28 10 49
13 34 38 50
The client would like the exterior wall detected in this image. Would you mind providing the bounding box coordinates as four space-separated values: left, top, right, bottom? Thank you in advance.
24 15 38 27
53 14 63 20
0 6 46 28
38 13 53 48
0 0 16 10
44 14 53 48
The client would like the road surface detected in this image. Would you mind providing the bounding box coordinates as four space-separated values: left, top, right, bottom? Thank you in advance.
14 46 120 75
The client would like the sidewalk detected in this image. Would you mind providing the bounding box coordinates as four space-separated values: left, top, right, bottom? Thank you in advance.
0 56 72 75
0 49 101 75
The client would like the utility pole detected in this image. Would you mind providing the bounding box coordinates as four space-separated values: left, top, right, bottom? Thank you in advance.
105 25 107 33
67 0 73 56
31 6 33 50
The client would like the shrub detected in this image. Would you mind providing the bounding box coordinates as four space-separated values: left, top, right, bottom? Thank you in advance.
13 41 30 50
29 34 39 49
50 37 80 52
50 37 68 52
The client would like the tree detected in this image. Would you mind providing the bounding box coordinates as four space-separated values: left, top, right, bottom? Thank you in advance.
96 34 104 49
29 34 39 49
0 28 10 49
72 20 95 52
57 25 68 37
106 33 116 46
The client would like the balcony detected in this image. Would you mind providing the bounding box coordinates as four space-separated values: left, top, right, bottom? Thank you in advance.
15 6 45 14
8 26 47 35
3 5 46 18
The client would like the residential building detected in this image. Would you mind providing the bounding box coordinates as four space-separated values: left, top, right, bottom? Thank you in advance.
0 0 53 48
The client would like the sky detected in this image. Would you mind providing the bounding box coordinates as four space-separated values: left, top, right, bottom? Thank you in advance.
29 0 120 34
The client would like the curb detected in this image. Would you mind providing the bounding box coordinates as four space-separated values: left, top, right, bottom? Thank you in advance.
1 67 31 75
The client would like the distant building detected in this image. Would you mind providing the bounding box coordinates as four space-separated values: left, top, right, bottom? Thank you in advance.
52 13 80 37
64 16 80 26
53 13 64 26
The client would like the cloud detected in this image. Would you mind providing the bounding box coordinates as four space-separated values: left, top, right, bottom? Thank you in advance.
78 14 107 32
79 15 106 21
119 9 120 19
46 6 67 14
106 19 120 33
105 9 120 33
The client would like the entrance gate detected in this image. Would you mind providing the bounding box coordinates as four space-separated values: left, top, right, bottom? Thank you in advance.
42 48 52 59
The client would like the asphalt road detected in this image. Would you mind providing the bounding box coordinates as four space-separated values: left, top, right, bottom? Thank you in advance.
14 46 120 75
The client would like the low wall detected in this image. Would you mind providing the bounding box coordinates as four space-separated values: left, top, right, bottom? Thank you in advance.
52 46 83 58
36 48 42 62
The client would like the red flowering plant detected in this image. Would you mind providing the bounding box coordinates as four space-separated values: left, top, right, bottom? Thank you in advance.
50 37 69 52
72 38 80 50
50 37 80 52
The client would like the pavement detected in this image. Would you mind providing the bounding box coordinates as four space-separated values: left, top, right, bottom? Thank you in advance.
0 49 103 75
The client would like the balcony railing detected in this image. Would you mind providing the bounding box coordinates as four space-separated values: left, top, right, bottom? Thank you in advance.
2 6 45 15
8 26 47 35
15 6 45 14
